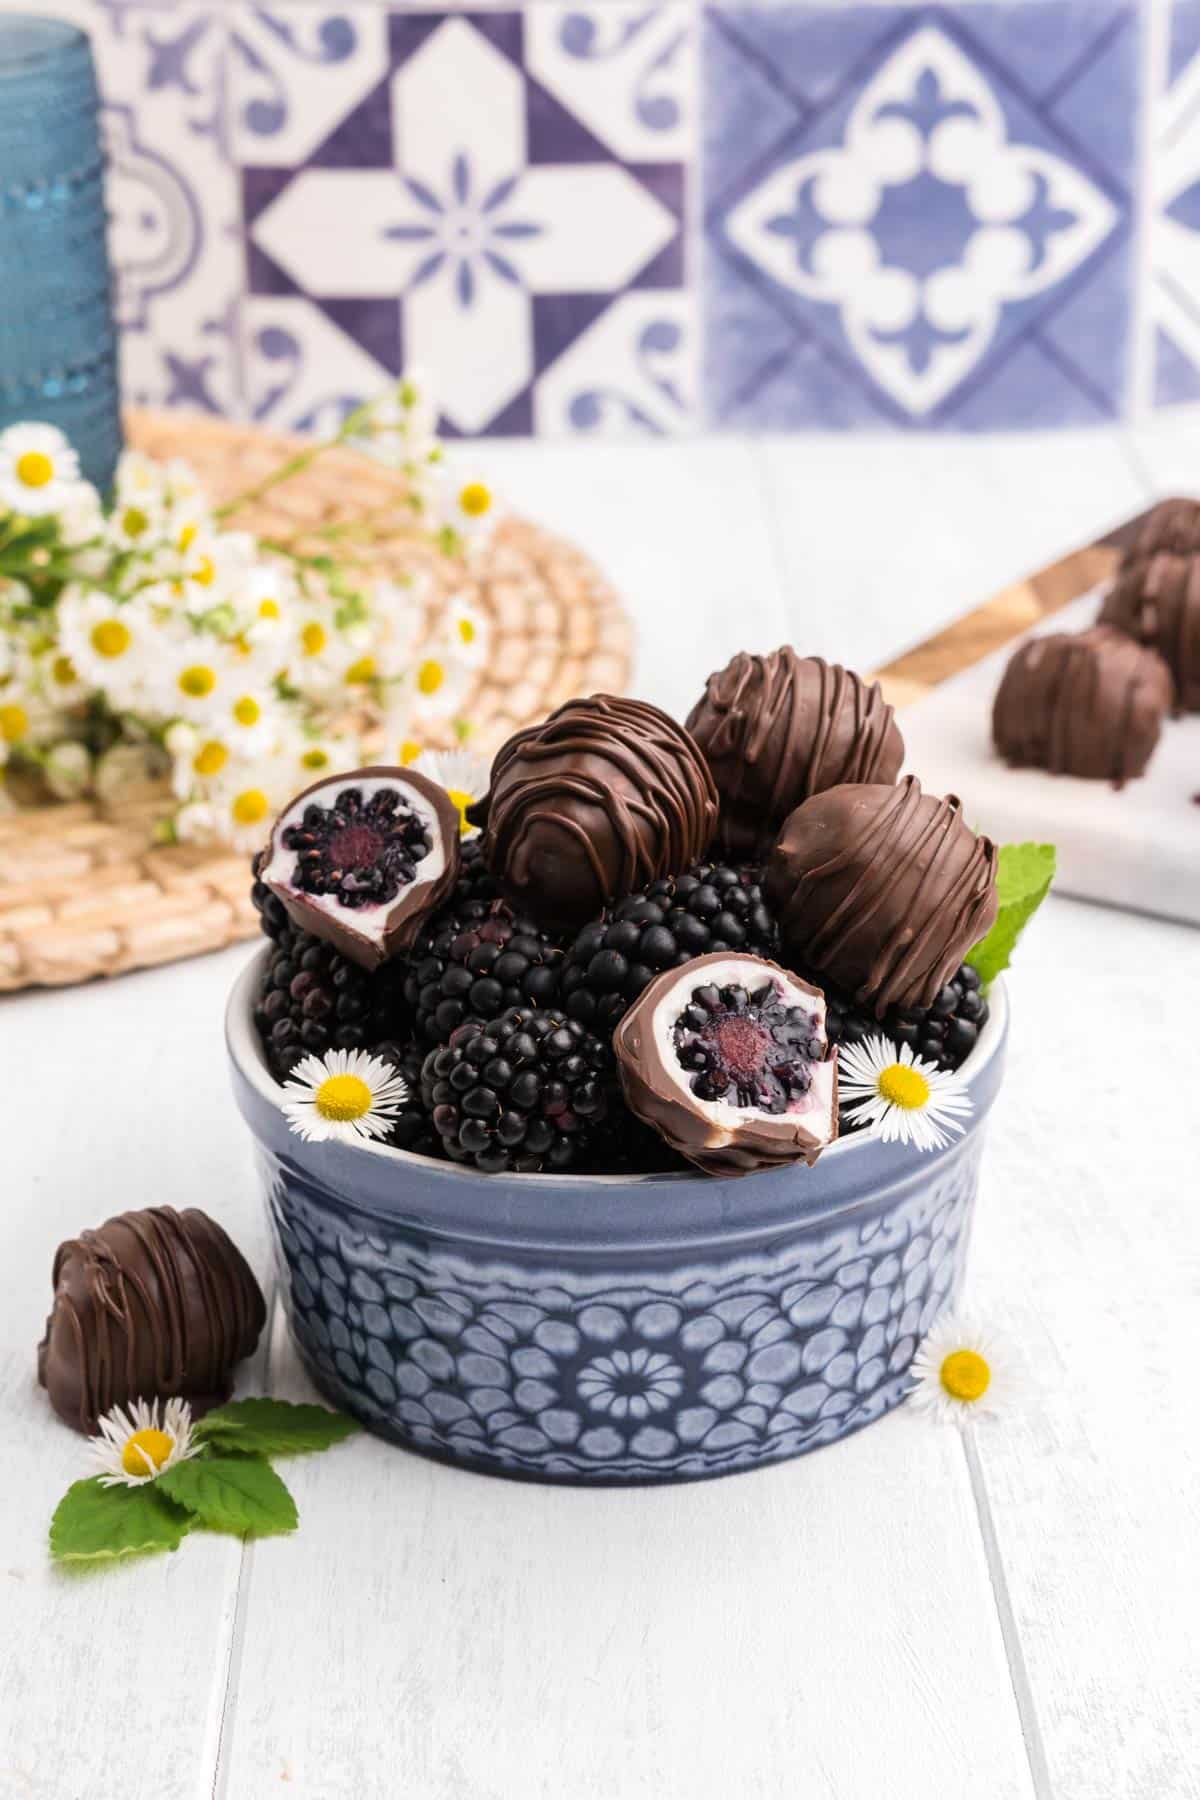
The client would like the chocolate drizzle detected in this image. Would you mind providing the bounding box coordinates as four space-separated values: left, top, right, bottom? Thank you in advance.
482 695 718 929
686 650 904 853
765 777 999 1016
1100 554 1200 715
38 1207 266 1434
994 625 1175 783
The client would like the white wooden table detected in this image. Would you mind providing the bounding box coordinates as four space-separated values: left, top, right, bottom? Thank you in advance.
3 424 1199 1800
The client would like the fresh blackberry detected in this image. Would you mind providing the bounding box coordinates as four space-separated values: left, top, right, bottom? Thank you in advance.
373 1039 442 1158
253 925 387 1082
561 862 778 1034
451 835 503 907
421 1006 613 1173
250 849 291 944
405 898 564 1045
820 963 988 1074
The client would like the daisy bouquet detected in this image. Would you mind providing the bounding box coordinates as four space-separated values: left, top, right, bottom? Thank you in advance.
0 375 496 849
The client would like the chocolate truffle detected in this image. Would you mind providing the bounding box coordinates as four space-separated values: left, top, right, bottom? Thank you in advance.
994 625 1175 782
686 650 904 854
766 777 998 1016
1122 495 1200 561
261 765 461 969
482 695 719 930
38 1207 266 1434
613 953 838 1177
1099 553 1200 714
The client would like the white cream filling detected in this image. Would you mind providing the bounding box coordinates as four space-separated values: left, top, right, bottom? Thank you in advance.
648 956 835 1138
262 773 447 941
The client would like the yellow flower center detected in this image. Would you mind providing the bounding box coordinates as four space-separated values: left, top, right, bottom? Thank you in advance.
876 1064 931 1110
417 659 444 695
300 622 327 656
52 654 77 687
447 789 475 835
16 450 54 489
0 703 29 743
178 664 216 699
232 788 269 827
314 1073 373 1122
232 695 261 727
91 619 132 659
940 1349 991 1404
191 556 216 588
121 505 149 538
344 656 376 685
300 748 329 770
459 481 491 518
193 740 228 778
121 1427 174 1476
399 739 421 765
257 598 280 620
457 617 476 645
177 522 198 552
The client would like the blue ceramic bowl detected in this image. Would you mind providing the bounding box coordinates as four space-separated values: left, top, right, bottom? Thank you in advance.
227 953 1008 1484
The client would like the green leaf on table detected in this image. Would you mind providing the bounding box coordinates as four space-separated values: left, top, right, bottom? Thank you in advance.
50 1478 193 1563
966 841 1057 989
194 1397 359 1456
159 1454 298 1538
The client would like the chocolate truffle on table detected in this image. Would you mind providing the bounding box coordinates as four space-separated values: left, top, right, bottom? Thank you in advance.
613 953 838 1177
993 625 1174 783
1121 495 1200 560
38 1207 266 1435
481 694 719 930
766 776 998 1016
260 766 462 969
686 649 904 854
1099 550 1200 714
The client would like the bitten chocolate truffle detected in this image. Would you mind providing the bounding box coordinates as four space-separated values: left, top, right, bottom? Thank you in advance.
482 695 719 930
1099 553 1200 714
994 625 1175 783
686 650 904 854
38 1207 266 1434
766 777 998 1016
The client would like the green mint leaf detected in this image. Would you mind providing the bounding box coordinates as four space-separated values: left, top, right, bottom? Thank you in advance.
50 1478 192 1563
195 1398 358 1456
159 1455 298 1538
966 842 1057 989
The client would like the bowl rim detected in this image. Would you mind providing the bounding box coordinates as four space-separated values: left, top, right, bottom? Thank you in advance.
226 945 1008 1191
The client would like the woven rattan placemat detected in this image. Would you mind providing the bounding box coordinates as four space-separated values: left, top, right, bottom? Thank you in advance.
0 411 633 993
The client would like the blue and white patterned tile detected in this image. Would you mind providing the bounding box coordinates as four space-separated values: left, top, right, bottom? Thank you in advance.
702 2 1139 431
1146 0 1200 409
235 6 694 438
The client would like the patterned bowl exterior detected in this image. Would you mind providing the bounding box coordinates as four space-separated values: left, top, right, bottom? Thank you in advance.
227 953 1007 1485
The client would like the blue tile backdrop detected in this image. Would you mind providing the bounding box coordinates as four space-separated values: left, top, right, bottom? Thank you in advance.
6 0 1200 433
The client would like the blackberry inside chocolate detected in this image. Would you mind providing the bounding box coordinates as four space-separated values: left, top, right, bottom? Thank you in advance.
283 784 431 909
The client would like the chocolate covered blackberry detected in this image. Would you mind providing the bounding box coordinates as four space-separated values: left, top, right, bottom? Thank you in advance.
818 963 988 1074
561 862 778 1034
613 953 838 1176
422 1007 614 1174
405 898 564 1044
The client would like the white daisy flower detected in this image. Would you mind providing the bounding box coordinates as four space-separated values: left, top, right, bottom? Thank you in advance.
34 642 88 709
208 770 289 851
57 481 105 549
408 648 470 721
114 447 172 510
0 422 80 516
446 471 499 547
908 1313 1019 1427
216 675 285 757
415 747 490 839
281 1047 409 1146
56 587 153 703
836 1034 973 1152
86 1396 200 1488
238 564 296 647
157 637 236 723
440 594 488 667
287 734 360 785
288 606 355 688
170 730 240 799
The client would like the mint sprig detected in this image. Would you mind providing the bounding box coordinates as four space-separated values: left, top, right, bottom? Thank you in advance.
967 842 1057 989
48 1398 356 1566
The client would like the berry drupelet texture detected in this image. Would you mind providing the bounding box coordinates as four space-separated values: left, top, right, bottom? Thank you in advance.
281 785 432 909
253 924 389 1082
405 898 564 1044
672 978 825 1111
561 863 778 1033
820 963 989 1073
421 1007 614 1173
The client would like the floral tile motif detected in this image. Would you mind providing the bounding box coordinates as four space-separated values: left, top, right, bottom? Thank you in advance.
235 6 694 437
702 3 1138 430
1147 0 1200 409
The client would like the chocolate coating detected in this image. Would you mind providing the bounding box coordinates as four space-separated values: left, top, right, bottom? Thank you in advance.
613 953 838 1177
1100 553 1200 714
766 777 999 1017
686 650 904 854
1123 495 1200 561
482 695 719 930
994 625 1174 783
38 1207 266 1435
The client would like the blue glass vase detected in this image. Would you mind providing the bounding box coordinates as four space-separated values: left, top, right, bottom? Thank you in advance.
0 15 122 493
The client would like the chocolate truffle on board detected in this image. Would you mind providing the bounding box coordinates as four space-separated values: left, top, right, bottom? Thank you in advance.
766 776 999 1017
38 1207 266 1435
994 625 1175 783
613 952 838 1177
482 694 719 930
1099 553 1200 714
686 649 904 854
